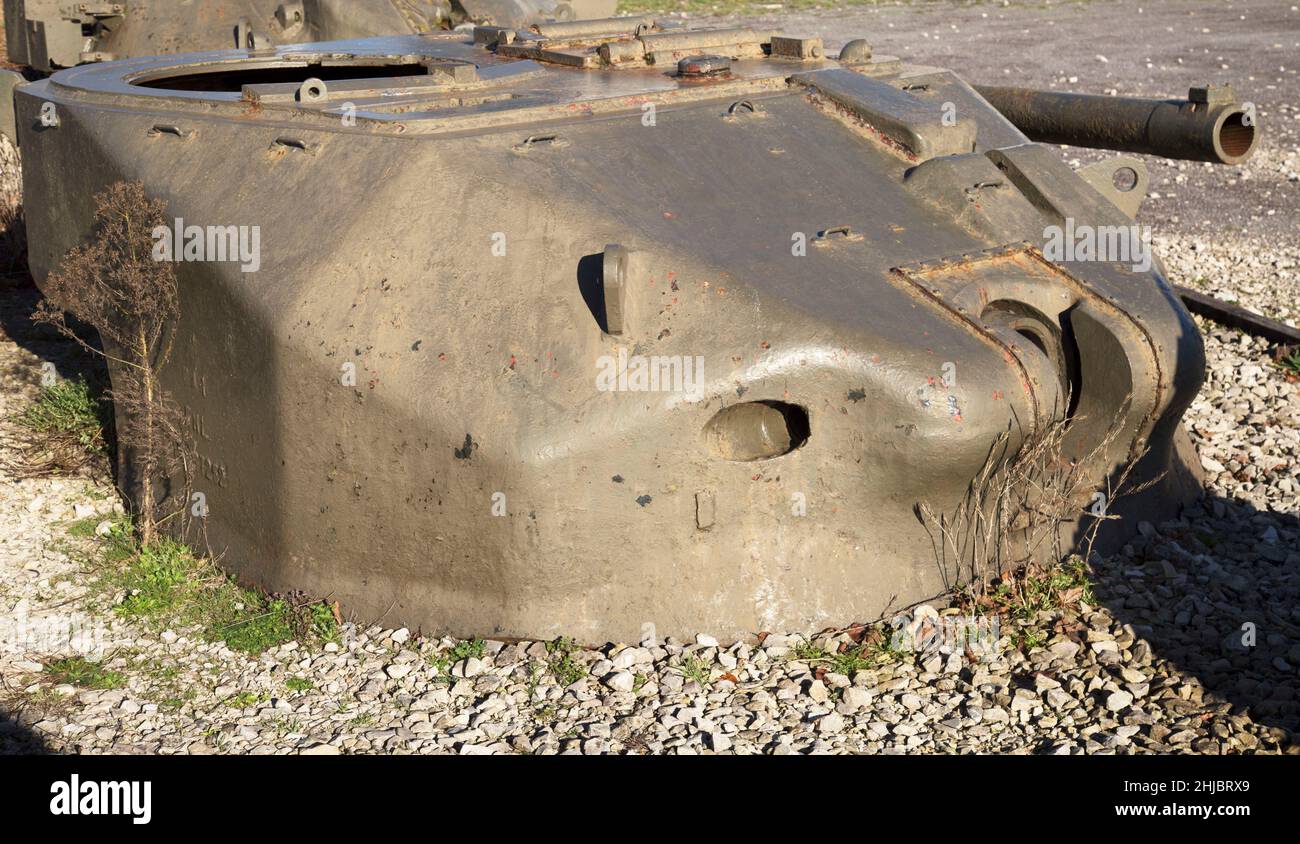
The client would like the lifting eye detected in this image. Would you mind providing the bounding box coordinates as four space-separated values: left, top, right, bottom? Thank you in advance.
703 401 810 461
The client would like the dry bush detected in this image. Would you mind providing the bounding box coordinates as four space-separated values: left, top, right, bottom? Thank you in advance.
32 180 190 544
917 399 1161 603
0 134 24 282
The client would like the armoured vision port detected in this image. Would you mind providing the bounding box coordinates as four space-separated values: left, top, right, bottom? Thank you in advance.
704 402 810 461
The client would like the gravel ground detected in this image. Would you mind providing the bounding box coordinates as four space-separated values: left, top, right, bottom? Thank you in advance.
0 0 1297 755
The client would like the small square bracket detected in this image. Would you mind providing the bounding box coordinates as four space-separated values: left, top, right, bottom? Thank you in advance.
770 36 825 60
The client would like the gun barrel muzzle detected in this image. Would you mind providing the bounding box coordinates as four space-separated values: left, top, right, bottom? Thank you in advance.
973 85 1258 164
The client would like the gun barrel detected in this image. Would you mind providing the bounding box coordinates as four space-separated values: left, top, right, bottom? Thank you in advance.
973 85 1257 164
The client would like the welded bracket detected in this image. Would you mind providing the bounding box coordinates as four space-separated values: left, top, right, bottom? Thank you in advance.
1077 156 1149 219
602 244 632 336
793 68 977 160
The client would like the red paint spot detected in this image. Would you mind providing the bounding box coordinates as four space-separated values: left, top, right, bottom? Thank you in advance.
508 355 517 370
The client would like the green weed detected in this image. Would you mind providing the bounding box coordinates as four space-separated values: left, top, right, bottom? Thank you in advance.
17 377 106 455
44 656 126 690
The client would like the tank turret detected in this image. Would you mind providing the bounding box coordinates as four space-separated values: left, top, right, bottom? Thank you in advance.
14 22 1251 640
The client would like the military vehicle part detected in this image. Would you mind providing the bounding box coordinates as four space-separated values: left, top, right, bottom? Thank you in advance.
974 84 1258 165
3 0 126 70
3 0 620 73
1 0 619 145
0 68 23 143
1075 156 1148 219
17 25 1227 641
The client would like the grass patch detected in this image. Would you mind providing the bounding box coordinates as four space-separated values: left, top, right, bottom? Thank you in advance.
829 645 875 674
226 691 266 708
968 555 1094 652
65 516 102 538
213 597 299 654
114 538 193 619
93 523 339 655
1015 627 1048 650
426 637 486 681
791 640 829 661
866 631 911 666
44 656 126 690
525 662 545 703
678 654 712 686
790 631 907 673
983 555 1094 625
447 638 485 662
1276 346 1300 379
8 376 109 476
547 637 587 686
5 687 77 723
17 377 106 454
310 602 342 645
285 677 314 693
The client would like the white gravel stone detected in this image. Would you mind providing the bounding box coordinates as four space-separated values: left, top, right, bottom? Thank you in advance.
300 744 341 755
603 672 635 692
817 713 846 734
838 687 873 713
1106 691 1135 713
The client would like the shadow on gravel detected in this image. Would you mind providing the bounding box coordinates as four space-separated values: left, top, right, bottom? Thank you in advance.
0 273 117 465
0 705 55 754
1094 493 1300 747
0 275 109 387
